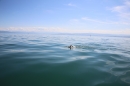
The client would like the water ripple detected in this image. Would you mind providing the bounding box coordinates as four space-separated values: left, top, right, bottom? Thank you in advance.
0 33 130 86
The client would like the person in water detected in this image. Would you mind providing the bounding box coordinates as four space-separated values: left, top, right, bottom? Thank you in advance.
68 45 75 49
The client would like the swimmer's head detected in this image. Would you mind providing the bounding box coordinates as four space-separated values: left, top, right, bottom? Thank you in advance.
68 45 75 49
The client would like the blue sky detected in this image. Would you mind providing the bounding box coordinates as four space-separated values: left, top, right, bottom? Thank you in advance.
0 0 130 34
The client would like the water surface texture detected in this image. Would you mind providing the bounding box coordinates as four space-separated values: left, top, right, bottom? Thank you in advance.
0 33 130 86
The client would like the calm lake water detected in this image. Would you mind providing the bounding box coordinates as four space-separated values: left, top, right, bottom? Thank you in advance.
0 33 130 86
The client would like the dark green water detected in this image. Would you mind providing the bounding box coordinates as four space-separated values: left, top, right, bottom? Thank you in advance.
0 33 130 86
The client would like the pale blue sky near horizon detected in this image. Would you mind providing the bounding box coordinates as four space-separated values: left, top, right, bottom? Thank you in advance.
0 0 130 34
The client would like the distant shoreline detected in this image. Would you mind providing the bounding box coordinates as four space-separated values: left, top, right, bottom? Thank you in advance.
0 31 130 38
